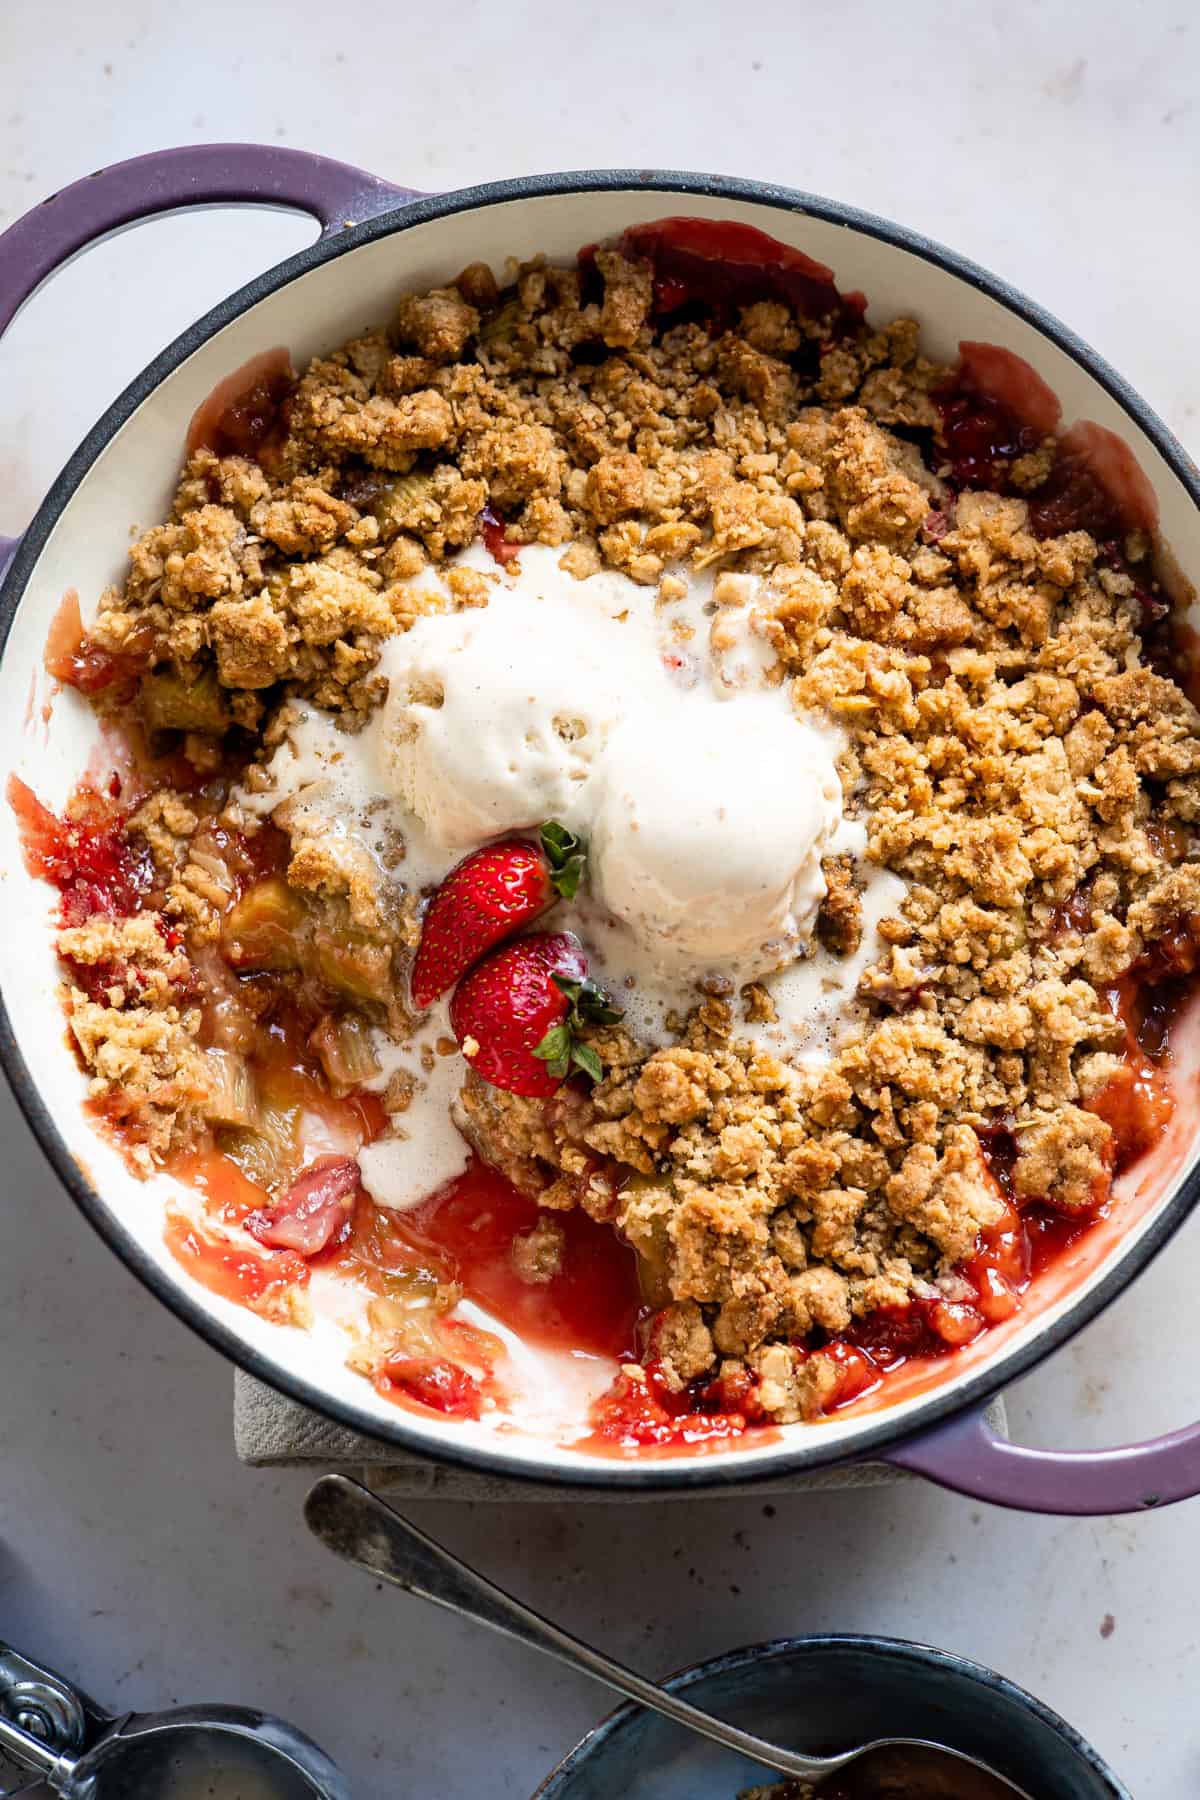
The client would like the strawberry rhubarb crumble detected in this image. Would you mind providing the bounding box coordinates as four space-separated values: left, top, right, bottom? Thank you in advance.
15 218 1200 1443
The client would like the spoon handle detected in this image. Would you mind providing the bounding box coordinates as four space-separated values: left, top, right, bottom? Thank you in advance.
304 1475 838 1784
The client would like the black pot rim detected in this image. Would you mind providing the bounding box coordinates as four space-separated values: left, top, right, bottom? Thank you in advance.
2 165 1198 1491
529 1632 1132 1797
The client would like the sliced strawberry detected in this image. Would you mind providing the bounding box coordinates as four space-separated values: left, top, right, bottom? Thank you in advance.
449 931 621 1097
411 821 588 1009
374 1357 484 1419
245 1154 362 1256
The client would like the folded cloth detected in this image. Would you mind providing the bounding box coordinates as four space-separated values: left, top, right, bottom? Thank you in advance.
234 1370 1008 1500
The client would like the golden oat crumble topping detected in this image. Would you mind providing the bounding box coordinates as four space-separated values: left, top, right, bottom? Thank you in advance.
738 1785 813 1800
47 237 1200 1417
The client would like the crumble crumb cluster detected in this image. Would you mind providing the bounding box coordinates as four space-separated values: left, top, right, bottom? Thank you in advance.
46 236 1200 1414
738 1784 814 1800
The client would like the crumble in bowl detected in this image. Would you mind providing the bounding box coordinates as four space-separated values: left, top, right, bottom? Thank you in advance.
13 216 1200 1443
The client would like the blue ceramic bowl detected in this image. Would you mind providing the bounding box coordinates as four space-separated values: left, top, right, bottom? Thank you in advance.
533 1637 1131 1799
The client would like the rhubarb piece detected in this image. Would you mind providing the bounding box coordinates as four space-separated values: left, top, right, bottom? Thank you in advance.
140 666 231 735
309 1012 381 1095
222 876 308 971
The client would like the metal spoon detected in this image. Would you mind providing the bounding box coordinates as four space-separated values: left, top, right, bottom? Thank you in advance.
303 1474 1030 1798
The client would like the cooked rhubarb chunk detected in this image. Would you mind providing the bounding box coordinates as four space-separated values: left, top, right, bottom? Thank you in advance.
140 666 231 734
200 1048 258 1128
222 877 309 970
310 928 394 1005
309 1011 381 1095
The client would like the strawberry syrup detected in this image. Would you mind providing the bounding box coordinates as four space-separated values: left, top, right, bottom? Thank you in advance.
186 346 295 465
162 1212 310 1310
43 589 151 700
371 1156 642 1363
932 341 1160 539
589 215 867 334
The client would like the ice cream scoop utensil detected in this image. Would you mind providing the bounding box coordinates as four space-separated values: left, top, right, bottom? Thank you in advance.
0 1638 347 1798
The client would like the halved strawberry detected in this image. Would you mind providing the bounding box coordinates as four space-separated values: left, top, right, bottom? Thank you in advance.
449 930 622 1097
411 821 587 1009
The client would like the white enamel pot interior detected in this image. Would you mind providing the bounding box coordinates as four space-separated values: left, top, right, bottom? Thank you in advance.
2 170 1199 1491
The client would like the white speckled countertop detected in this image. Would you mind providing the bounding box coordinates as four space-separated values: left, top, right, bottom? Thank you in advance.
0 2 1198 1793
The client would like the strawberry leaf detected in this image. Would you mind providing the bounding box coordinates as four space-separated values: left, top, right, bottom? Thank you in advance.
533 1022 572 1080
533 972 619 1088
540 820 587 902
539 819 579 862
552 973 624 1027
569 1041 604 1083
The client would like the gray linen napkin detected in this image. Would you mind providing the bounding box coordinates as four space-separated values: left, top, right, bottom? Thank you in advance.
234 1370 1008 1499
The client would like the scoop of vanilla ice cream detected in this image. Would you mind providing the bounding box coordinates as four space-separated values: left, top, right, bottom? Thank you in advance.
374 559 654 851
374 545 844 980
589 698 843 980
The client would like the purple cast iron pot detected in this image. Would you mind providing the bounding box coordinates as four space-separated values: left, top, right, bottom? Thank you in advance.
2 146 1199 1512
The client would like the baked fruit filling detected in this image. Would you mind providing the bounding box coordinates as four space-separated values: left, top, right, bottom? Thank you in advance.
15 218 1200 1445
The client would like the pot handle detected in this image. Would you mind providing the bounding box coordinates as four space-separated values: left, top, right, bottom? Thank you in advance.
0 142 420 337
0 142 423 571
883 1395 1200 1514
